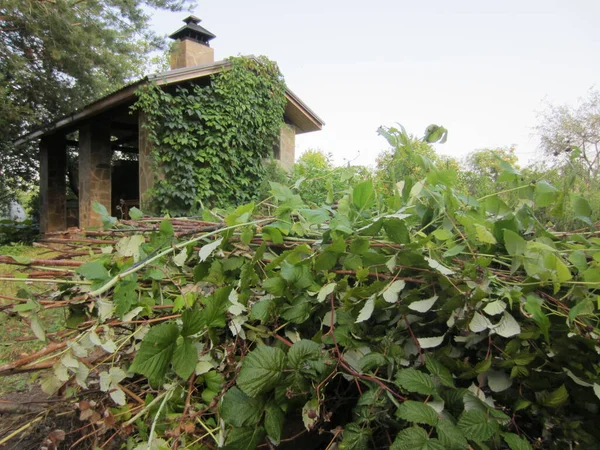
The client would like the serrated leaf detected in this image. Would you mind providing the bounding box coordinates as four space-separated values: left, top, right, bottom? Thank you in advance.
198 237 223 262
436 418 469 450
288 339 322 369
317 282 336 303
425 355 454 387
504 229 526 256
339 422 371 450
221 426 265 450
395 368 436 395
116 235 145 262
396 401 439 425
77 261 109 281
220 386 265 427
382 280 406 303
384 218 410 244
483 300 506 316
457 409 498 441
535 181 558 208
264 402 285 444
503 432 533 450
408 295 438 313
353 180 374 210
469 312 491 332
130 322 178 385
425 257 454 275
572 196 592 224
358 352 387 372
237 346 286 397
355 296 375 323
474 224 497 244
172 337 197 380
390 426 445 450
417 335 445 349
493 312 521 338
537 384 568 408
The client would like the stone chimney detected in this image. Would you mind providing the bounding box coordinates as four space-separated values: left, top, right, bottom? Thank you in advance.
169 16 216 70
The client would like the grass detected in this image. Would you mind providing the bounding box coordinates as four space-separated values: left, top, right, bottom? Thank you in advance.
0 244 69 395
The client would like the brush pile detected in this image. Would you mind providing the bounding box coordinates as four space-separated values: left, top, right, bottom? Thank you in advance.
0 179 599 450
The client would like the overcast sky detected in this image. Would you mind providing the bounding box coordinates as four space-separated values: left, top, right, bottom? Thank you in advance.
149 0 600 168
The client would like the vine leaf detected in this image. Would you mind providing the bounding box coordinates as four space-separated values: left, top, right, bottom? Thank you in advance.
220 386 265 427
198 237 223 262
425 355 455 388
436 418 469 449
172 337 197 380
340 422 371 450
390 425 445 449
503 432 533 450
264 402 285 444
288 340 322 369
395 401 439 425
417 335 445 349
353 180 374 210
408 295 438 313
457 410 499 441
221 426 266 450
536 384 569 408
355 296 375 323
237 346 286 397
493 312 521 338
130 322 179 385
425 257 454 275
395 368 436 395
382 280 406 303
317 282 336 303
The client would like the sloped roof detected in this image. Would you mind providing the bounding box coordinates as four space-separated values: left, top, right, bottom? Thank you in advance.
14 58 324 145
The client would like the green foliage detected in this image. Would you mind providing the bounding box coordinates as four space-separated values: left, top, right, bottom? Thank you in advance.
134 56 287 214
0 0 190 206
14 124 600 449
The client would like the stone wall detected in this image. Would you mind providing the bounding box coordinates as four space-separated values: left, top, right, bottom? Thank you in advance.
170 39 214 70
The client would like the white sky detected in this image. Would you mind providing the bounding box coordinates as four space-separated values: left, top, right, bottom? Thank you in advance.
149 0 600 168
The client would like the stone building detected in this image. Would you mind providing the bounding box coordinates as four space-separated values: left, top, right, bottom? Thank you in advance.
16 17 324 232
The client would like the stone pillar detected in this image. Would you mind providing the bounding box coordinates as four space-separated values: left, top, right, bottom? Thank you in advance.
277 124 296 170
39 135 67 233
170 39 214 70
138 112 156 212
79 122 112 228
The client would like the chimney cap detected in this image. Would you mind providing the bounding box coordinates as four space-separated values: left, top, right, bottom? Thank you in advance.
169 16 216 45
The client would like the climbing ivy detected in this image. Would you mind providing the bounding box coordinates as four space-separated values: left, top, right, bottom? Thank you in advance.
134 56 287 214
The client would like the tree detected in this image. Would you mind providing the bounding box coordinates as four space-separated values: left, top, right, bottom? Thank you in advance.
0 0 192 205
459 147 519 198
536 88 600 182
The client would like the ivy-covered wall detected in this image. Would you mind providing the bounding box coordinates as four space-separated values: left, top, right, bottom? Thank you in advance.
134 56 287 215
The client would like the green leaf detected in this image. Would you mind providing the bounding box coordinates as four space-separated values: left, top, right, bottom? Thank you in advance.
129 322 178 385
408 295 438 313
425 355 454 387
116 235 145 262
353 180 374 210
339 422 371 450
504 230 526 256
382 280 406 303
263 277 286 296
77 261 109 281
264 402 285 444
128 207 144 220
198 237 223 262
457 409 499 441
572 196 592 224
317 282 337 303
180 308 204 337
220 386 265 427
396 401 439 425
288 340 322 369
358 352 388 372
390 426 445 450
535 181 558 207
425 257 454 276
172 337 197 380
237 346 286 397
299 208 329 224
384 218 410 244
474 224 497 245
436 419 469 450
221 426 265 450
417 335 445 349
524 295 550 342
114 280 137 319
355 296 375 323
493 312 521 338
395 368 436 395
536 384 568 408
443 244 465 258
503 433 533 450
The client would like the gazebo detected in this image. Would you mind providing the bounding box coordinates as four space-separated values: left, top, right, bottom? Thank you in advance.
15 17 324 233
